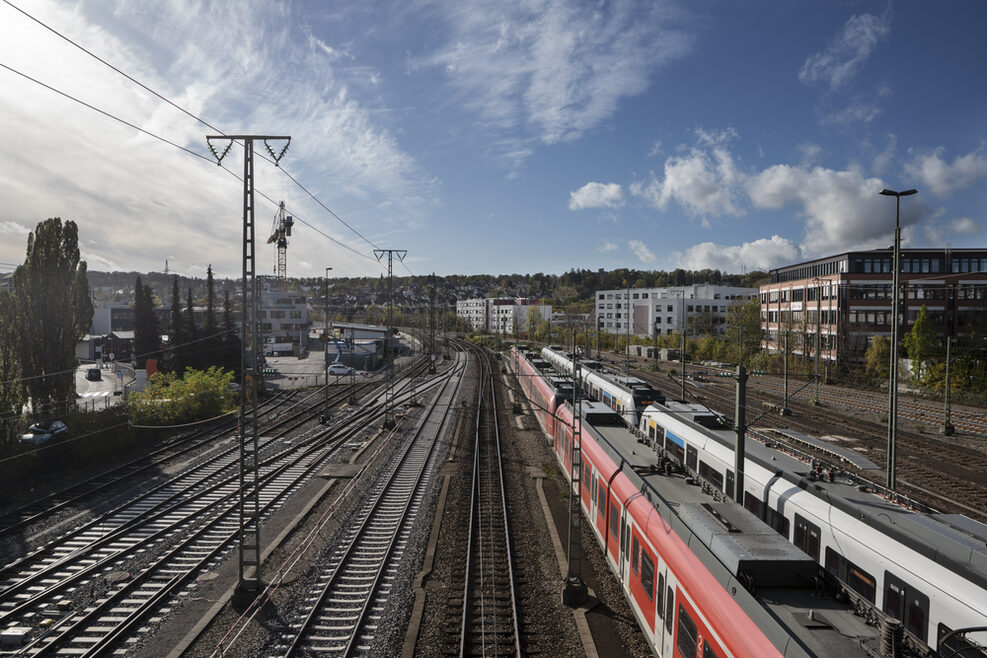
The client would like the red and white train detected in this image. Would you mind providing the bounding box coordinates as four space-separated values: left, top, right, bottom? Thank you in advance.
511 346 882 658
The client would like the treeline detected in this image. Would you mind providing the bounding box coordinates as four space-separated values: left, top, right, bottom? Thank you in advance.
132 266 242 377
1 219 92 436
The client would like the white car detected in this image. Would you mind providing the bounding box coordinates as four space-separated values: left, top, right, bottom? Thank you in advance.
21 420 68 444
328 363 355 376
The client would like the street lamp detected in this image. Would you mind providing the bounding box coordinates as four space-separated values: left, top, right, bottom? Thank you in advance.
879 187 917 492
324 266 333 410
812 277 822 405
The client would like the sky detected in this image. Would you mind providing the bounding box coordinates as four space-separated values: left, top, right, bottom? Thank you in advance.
0 0 984 281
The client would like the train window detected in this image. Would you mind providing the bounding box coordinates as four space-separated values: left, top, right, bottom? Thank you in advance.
686 445 698 471
847 564 876 604
598 481 606 520
609 502 619 538
703 644 719 658
766 507 790 539
657 573 665 619
640 553 655 601
591 471 598 506
632 536 639 575
793 514 821 562
665 588 674 634
676 605 698 658
825 547 843 579
743 492 762 517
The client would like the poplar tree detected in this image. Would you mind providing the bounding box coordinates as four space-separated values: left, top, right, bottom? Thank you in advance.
167 276 185 374
133 275 159 369
0 291 23 437
12 218 92 411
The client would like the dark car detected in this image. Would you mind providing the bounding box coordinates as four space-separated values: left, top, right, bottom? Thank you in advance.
86 367 102 381
21 420 68 445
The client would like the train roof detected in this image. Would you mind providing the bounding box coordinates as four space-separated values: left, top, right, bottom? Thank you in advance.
572 403 880 657
642 402 987 594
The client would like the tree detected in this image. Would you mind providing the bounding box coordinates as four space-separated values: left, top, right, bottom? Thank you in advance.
12 218 92 411
902 305 937 379
133 276 159 369
159 276 186 375
0 291 24 438
184 287 200 369
724 300 762 366
865 335 890 380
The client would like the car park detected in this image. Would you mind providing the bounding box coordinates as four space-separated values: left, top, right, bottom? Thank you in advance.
327 363 355 376
21 420 68 444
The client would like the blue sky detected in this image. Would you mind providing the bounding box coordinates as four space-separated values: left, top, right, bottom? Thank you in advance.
0 0 984 280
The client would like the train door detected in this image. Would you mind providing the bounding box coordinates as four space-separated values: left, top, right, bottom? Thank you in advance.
656 567 675 656
619 514 630 585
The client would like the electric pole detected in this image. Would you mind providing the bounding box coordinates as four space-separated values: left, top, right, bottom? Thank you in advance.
324 266 332 409
375 249 407 429
207 133 290 602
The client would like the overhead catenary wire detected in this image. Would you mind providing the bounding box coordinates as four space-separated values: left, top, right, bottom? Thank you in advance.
0 59 377 263
1 0 386 258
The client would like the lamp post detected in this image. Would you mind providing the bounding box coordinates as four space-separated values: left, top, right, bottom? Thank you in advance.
943 336 954 435
653 317 659 369
879 187 918 492
324 266 332 410
812 277 822 405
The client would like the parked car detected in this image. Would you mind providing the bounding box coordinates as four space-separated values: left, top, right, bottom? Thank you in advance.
327 363 355 376
21 420 68 444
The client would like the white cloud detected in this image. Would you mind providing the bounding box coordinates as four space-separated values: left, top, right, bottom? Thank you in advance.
627 239 655 264
798 142 822 166
568 182 624 210
799 12 890 91
747 163 895 256
903 147 987 196
647 140 662 158
872 133 897 174
675 235 801 272
599 240 618 253
0 1 437 278
0 221 31 236
631 143 744 217
422 0 692 161
949 217 980 234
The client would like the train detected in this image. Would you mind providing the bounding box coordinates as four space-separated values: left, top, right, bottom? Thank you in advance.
540 345 665 426
511 345 882 657
638 402 987 657
524 344 987 657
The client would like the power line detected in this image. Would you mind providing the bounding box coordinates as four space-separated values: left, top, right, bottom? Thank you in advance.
0 59 377 262
1 0 384 257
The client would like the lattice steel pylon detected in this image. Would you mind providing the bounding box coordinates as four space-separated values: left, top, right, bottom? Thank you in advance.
207 134 290 602
267 201 293 292
374 248 406 429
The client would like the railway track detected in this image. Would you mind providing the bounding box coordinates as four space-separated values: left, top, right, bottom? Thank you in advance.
0 360 437 654
276 355 464 656
451 344 521 656
0 391 299 542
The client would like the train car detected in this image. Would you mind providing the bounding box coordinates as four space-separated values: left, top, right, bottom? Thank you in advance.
548 400 879 658
541 346 665 426
639 402 987 657
511 346 573 440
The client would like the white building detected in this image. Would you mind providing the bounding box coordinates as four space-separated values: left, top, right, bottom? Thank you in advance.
456 297 551 335
259 283 310 349
595 284 757 338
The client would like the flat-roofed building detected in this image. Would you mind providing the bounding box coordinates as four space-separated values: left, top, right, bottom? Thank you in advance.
595 284 758 338
760 248 987 364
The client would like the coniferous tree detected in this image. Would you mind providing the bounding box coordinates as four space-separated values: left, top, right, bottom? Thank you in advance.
12 218 92 411
184 287 199 370
166 276 185 374
132 275 159 369
223 289 241 375
205 265 217 339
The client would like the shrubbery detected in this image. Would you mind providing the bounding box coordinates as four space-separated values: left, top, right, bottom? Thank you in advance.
128 367 235 426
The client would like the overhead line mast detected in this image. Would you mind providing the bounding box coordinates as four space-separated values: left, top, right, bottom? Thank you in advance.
206 134 290 605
